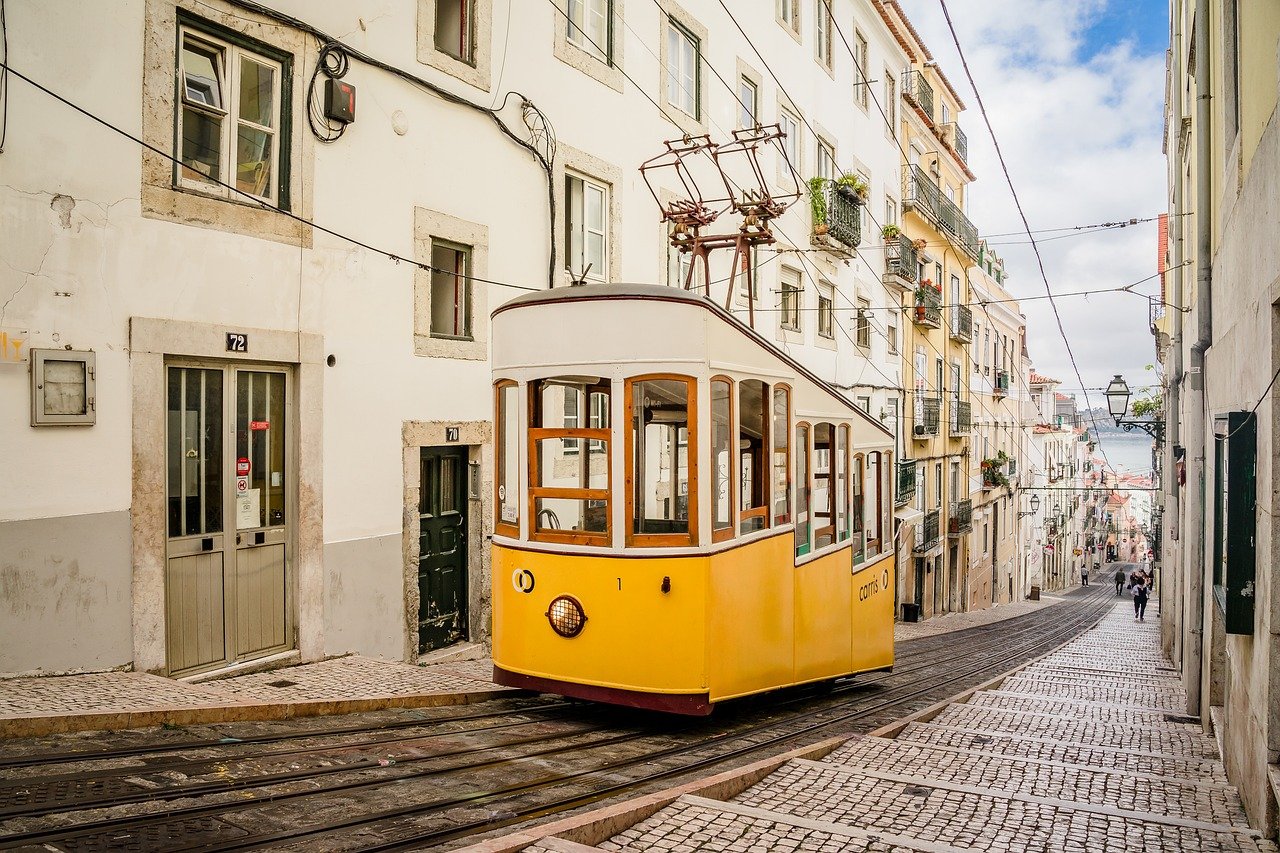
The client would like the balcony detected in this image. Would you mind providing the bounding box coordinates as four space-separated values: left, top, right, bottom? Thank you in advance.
903 68 934 122
981 458 1010 489
913 397 940 439
809 179 862 256
949 304 973 343
895 459 917 505
993 369 1011 397
941 122 969 163
915 508 941 553
913 284 942 328
882 232 918 289
948 498 973 536
949 399 971 435
903 165 980 261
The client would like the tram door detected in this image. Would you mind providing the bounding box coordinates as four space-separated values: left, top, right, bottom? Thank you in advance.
418 447 469 652
165 365 291 676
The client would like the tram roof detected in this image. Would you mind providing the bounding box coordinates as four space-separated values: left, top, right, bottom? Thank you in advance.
494 283 893 439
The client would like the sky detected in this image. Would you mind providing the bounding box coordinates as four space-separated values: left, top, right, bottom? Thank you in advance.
901 0 1170 411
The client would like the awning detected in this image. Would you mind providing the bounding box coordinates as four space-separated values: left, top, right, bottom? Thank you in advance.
894 506 924 524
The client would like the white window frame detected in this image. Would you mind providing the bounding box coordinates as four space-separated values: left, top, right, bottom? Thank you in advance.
435 0 476 64
177 26 283 205
738 75 758 129
566 172 609 283
854 29 870 108
780 270 802 332
779 108 801 174
818 284 835 339
777 0 800 34
429 238 474 340
884 69 897 129
666 19 699 118
855 297 871 348
816 2 833 70
817 138 837 181
567 0 611 62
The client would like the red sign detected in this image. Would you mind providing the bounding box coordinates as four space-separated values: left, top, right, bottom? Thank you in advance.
250 420 270 431
236 457 251 477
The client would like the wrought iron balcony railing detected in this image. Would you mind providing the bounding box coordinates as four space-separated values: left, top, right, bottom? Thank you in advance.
883 232 918 285
949 304 973 343
903 165 980 261
942 122 969 162
913 396 940 438
916 508 941 552
949 399 971 435
903 68 934 122
948 498 973 536
914 284 942 328
810 179 862 254
896 459 917 505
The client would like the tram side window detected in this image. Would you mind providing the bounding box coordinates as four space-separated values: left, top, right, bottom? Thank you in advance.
711 377 734 542
529 377 611 542
628 376 697 545
773 386 791 526
836 425 849 542
740 379 769 534
882 450 893 549
865 451 882 558
812 423 834 548
852 453 865 564
495 381 519 536
795 424 810 557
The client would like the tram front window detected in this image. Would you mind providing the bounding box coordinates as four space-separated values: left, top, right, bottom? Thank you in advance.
629 377 695 544
529 377 611 542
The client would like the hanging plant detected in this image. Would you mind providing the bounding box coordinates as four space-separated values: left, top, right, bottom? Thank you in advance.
808 177 829 233
881 223 902 239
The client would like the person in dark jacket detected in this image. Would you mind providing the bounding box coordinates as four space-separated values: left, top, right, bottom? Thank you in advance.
1114 567 1126 595
1132 575 1150 621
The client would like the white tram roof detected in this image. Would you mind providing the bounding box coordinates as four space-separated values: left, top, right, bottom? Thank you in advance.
493 283 893 441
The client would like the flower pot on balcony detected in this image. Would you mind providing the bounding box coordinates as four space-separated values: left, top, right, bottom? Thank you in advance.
814 222 829 236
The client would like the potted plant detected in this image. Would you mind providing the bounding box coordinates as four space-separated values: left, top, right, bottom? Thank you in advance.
808 177 829 235
881 223 901 240
835 173 869 202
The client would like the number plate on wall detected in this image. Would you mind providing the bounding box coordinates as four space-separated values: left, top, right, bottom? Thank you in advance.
226 333 249 353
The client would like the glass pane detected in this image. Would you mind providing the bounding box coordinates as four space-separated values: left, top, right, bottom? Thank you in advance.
772 388 790 525
238 57 275 127
795 425 809 555
42 360 87 415
167 367 223 538
711 380 732 533
182 41 222 108
537 437 608 490
632 379 691 535
587 0 608 56
435 0 470 60
739 379 767 534
431 243 471 338
852 455 865 563
836 425 849 542
865 452 881 557
236 125 273 198
586 231 604 278
498 385 520 527
535 497 607 534
813 423 832 548
237 371 286 530
181 106 221 184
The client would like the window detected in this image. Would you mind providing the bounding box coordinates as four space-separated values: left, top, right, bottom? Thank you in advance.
795 423 811 557
818 285 835 339
567 0 610 62
973 323 982 373
934 462 942 508
1213 411 1257 634
865 451 882 557
628 376 696 545
739 379 769 534
773 386 792 527
813 423 834 548
739 76 758 129
178 27 284 205
854 30 869 108
941 102 951 125
852 454 865 562
885 197 898 229
495 381 519 535
855 297 871 347
711 377 735 542
884 71 896 129
30 349 96 426
435 0 475 63
430 240 472 339
666 20 699 118
529 377 611 543
565 173 608 282
779 109 801 173
668 238 694 288
817 139 837 181
983 327 990 375
856 396 871 413
886 317 898 355
778 0 799 32
816 2 833 70
836 425 850 542
780 270 802 331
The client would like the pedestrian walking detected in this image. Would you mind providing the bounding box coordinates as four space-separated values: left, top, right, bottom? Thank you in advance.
1114 567 1126 595
1080 565 1089 586
1132 575 1150 621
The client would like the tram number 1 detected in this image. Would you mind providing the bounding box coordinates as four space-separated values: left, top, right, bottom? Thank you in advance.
617 577 622 591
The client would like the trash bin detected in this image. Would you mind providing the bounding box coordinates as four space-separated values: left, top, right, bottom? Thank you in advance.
901 602 921 623
1029 585 1041 601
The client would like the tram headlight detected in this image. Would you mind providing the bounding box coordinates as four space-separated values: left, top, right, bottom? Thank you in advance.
546 595 587 638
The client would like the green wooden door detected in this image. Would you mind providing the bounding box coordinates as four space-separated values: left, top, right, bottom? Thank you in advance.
418 446 469 652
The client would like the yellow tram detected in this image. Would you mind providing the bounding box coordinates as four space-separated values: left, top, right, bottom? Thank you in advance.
490 284 896 714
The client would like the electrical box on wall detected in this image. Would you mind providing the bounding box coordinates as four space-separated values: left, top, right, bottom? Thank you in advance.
31 348 96 426
324 78 356 124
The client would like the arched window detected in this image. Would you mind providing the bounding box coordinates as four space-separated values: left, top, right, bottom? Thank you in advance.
711 376 735 543
794 423 810 557
626 375 698 546
494 380 519 538
739 379 769 534
772 386 791 526
528 377 611 544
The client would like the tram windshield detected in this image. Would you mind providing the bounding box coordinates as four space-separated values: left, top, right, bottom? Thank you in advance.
630 377 693 539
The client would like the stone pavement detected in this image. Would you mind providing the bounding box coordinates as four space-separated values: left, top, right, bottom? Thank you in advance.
893 589 1070 642
0 649 514 738
517 601 1276 853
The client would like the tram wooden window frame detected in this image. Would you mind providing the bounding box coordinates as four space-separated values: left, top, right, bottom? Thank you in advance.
794 421 811 558
494 379 519 539
527 377 612 546
739 378 770 535
710 375 736 544
624 374 699 548
812 422 835 549
852 452 865 564
865 450 883 557
772 384 792 527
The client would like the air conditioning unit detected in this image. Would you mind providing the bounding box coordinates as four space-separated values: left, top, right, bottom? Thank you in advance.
914 424 928 436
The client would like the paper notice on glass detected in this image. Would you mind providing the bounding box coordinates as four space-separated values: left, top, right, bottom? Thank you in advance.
237 489 260 529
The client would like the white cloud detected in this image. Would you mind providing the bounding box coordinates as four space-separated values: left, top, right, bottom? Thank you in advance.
901 0 1166 405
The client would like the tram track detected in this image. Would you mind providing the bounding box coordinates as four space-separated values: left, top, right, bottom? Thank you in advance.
0 586 1114 852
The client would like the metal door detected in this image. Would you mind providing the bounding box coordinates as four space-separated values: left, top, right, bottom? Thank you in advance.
165 364 291 676
418 446 469 652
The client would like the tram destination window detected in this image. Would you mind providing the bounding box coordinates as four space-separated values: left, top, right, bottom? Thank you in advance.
739 379 769 534
772 386 791 526
529 377 610 543
711 377 734 542
627 376 696 545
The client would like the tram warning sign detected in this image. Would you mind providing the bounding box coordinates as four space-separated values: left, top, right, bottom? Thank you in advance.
236 476 249 494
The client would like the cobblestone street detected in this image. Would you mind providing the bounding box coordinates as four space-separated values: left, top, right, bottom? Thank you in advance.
515 601 1274 853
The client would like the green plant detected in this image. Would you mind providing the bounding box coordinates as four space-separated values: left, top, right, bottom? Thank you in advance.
835 172 869 198
808 177 829 226
881 223 901 239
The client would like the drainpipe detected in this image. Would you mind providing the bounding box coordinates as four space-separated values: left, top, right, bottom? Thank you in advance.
1183 0 1213 717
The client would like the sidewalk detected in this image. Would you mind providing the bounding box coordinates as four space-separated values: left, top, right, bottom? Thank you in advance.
893 588 1071 642
0 648 516 738
493 600 1275 853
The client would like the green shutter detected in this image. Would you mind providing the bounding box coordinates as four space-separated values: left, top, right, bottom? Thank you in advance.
1219 411 1257 635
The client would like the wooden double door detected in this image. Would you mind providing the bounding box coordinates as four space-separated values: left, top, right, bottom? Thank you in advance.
418 446 469 653
164 363 292 676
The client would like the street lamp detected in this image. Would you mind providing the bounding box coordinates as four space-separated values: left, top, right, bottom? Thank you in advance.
1019 493 1040 518
1104 373 1165 445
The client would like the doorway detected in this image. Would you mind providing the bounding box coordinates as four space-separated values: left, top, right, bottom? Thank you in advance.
418 446 469 652
164 364 292 676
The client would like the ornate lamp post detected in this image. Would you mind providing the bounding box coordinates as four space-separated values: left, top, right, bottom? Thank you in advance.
1018 494 1040 518
1105 374 1165 445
